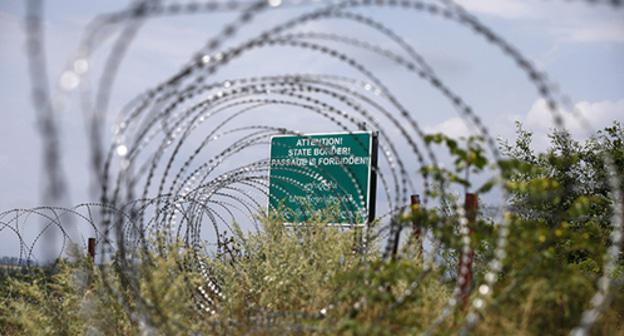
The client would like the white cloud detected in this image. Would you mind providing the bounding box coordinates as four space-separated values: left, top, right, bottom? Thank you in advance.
452 0 533 19
563 22 624 43
425 116 473 139
518 98 624 151
426 99 624 153
452 1 624 44
526 98 624 135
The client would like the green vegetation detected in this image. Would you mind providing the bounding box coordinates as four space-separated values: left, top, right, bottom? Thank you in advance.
1 123 623 335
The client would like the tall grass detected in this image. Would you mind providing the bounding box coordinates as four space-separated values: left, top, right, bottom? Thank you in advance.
0 212 622 335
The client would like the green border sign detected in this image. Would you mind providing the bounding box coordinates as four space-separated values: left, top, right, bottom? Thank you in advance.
268 131 377 225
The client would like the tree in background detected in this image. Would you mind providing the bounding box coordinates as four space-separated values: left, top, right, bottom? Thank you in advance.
486 121 624 334
500 121 623 273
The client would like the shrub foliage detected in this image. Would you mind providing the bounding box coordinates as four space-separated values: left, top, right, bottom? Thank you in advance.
1 124 623 335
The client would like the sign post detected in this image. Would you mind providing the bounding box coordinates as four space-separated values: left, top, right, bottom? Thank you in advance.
268 131 377 226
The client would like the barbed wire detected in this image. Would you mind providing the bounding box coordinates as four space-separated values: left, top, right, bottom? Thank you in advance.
3 0 622 335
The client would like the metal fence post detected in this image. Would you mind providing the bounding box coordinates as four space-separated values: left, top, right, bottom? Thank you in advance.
88 237 96 263
411 195 422 261
459 193 478 307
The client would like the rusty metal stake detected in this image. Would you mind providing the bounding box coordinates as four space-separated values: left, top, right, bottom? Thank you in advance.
390 194 422 260
459 193 478 307
411 194 422 260
88 237 96 263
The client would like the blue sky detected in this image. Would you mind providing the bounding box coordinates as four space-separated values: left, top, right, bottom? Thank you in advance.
0 0 622 258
